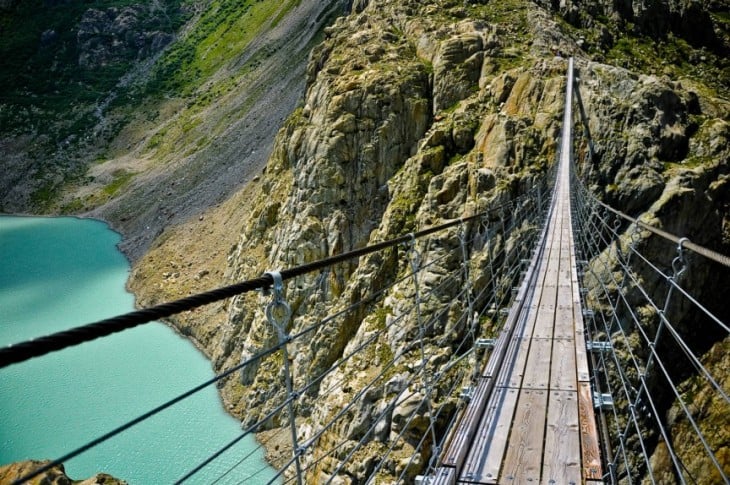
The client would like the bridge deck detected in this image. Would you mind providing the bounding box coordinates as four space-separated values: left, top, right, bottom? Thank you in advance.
434 58 602 484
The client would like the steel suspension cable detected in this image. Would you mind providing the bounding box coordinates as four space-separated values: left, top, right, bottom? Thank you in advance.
573 178 728 482
1 193 543 369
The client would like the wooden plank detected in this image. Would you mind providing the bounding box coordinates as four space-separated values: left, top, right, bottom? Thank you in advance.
522 338 552 390
532 307 556 340
553 304 574 339
500 389 549 482
579 382 604 480
461 387 520 483
441 377 493 468
574 334 591 383
542 390 581 484
572 293 591 383
550 338 577 391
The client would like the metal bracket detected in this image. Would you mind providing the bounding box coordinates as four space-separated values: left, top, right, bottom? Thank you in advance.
587 341 612 353
460 386 474 403
476 338 496 350
593 392 614 410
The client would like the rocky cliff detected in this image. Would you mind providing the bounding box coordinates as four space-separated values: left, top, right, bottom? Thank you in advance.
0 460 126 485
2 0 728 482
127 0 729 482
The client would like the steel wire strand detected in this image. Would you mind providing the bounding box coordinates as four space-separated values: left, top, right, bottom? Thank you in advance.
211 427 286 485
301 267 465 401
378 238 531 480
392 368 469 483
594 325 634 482
288 226 512 346
265 344 425 485
574 209 635 481
365 362 469 483
583 200 730 405
1 196 539 369
304 231 528 408
621 231 730 333
190 255 468 483
176 394 296 484
581 209 718 482
572 184 631 480
11 340 286 485
573 172 730 269
393 317 483 481
611 242 730 405
203 298 426 485
286 386 416 483
310 274 474 482
595 256 729 481
338 300 482 483
578 214 658 481
584 248 656 482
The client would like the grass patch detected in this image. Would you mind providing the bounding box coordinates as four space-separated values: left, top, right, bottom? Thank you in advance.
103 169 135 196
145 0 299 97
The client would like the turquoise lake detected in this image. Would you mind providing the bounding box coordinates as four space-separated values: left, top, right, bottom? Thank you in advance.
0 216 275 484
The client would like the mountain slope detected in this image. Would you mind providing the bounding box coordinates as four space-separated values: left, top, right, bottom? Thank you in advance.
129 0 729 482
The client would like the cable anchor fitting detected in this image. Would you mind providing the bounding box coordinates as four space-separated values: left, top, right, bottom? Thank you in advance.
264 271 292 344
671 237 689 280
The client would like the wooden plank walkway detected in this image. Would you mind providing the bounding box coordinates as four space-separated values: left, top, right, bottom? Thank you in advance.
432 58 603 484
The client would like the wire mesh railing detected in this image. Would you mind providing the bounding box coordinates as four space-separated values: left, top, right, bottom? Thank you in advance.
1 167 554 484
571 73 730 484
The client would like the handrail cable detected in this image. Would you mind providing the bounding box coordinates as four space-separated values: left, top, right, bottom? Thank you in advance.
578 184 729 405
0 189 543 369
178 256 467 483
14 183 539 484
181 214 523 482
592 198 730 268
572 167 729 481
574 179 730 334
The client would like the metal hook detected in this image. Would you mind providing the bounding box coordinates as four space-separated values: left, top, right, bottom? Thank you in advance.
671 237 689 280
264 271 291 337
406 233 422 272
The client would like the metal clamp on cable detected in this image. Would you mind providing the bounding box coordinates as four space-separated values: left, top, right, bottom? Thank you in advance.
671 237 689 280
264 271 291 342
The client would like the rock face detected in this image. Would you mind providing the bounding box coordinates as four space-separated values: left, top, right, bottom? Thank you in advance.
77 6 173 68
128 0 728 482
0 460 127 485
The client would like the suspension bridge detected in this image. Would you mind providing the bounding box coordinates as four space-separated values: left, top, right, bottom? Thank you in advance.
1 58 728 484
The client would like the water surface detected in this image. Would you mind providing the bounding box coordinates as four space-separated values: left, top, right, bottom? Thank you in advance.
0 216 274 483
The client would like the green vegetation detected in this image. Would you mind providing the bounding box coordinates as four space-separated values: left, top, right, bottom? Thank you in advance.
602 30 728 98
0 0 189 136
103 169 135 196
144 0 299 97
